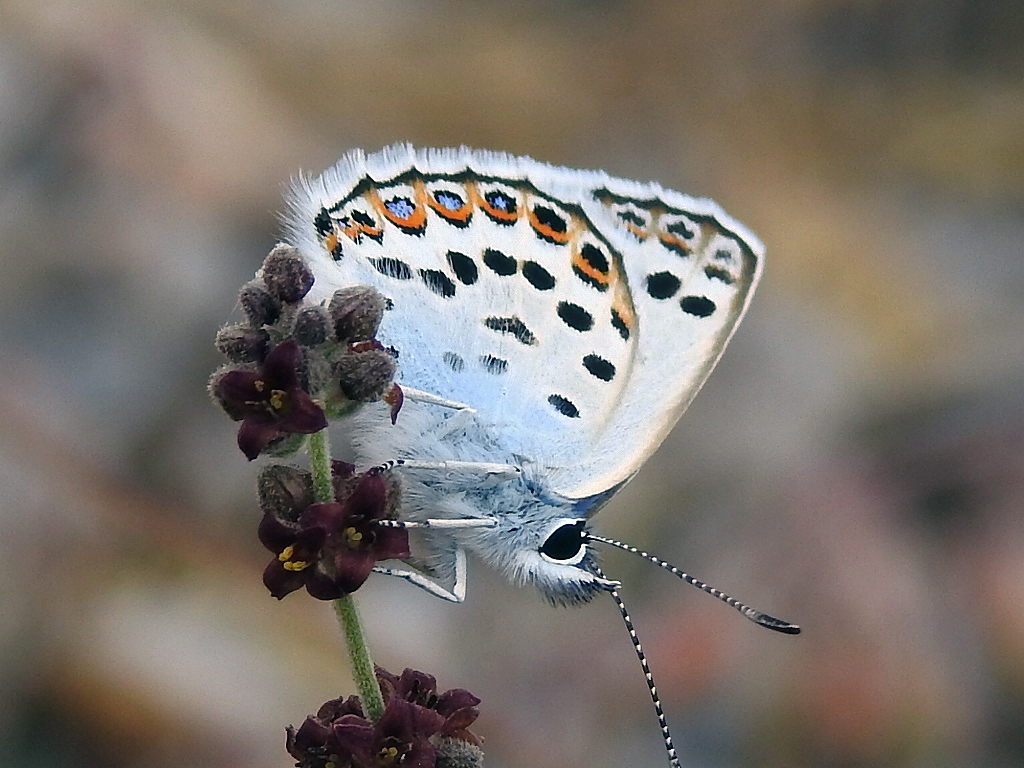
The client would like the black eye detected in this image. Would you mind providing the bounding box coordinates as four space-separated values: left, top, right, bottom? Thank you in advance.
541 521 586 561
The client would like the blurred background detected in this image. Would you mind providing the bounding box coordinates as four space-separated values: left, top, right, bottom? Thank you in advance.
2 1 1023 766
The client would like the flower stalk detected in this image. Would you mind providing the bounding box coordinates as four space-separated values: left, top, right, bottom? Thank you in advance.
334 596 385 721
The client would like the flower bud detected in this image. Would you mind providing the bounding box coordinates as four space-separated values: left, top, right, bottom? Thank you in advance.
335 348 397 401
239 280 281 326
293 305 331 346
262 244 315 303
257 464 314 519
329 286 387 342
215 324 269 362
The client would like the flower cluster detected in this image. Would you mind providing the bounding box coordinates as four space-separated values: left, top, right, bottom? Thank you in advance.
211 244 485 767
256 461 410 600
209 244 401 461
286 668 483 768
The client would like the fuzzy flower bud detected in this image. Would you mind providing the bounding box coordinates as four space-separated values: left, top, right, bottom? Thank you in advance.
239 280 281 327
335 347 397 402
330 286 387 342
293 305 332 347
215 324 269 363
262 244 315 303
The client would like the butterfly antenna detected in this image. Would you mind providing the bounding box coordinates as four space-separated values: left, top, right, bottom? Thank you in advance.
588 535 800 634
595 565 682 768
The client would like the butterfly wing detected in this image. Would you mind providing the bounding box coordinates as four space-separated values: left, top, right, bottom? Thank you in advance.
550 179 763 499
285 145 762 501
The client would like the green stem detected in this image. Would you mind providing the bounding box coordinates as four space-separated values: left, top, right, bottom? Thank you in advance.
307 429 386 720
334 596 385 720
307 429 334 504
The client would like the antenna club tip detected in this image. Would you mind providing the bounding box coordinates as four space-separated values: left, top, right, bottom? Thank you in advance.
754 613 801 634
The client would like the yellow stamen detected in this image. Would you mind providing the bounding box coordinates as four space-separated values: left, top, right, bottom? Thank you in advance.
278 545 311 571
269 389 287 411
344 527 364 547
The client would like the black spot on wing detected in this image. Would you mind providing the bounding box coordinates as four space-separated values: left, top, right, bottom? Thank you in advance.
583 354 615 381
531 204 569 244
419 269 456 298
447 251 478 285
580 243 609 273
484 316 538 345
522 261 555 291
557 301 594 332
646 271 681 299
611 308 630 341
314 208 332 236
480 355 508 375
667 220 695 239
704 265 735 285
483 248 517 276
443 352 464 372
352 210 376 227
680 295 716 317
369 257 413 280
548 394 580 418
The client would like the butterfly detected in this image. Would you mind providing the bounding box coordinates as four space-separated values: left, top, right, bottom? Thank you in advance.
283 144 797 765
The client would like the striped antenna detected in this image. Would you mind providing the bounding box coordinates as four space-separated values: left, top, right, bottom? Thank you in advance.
595 565 682 768
589 534 800 634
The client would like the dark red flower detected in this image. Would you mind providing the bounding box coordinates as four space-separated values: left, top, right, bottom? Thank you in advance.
285 669 482 768
214 340 328 460
259 471 410 600
376 668 481 745
331 697 444 768
287 696 365 768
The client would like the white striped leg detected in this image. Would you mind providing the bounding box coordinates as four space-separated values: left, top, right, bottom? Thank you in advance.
372 459 521 486
372 547 468 603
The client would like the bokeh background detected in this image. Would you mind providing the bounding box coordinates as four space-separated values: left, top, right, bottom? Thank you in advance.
2 1 1023 767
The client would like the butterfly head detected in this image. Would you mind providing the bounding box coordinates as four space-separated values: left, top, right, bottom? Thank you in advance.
496 515 619 606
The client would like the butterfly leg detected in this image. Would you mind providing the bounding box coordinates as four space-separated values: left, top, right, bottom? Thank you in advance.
400 387 475 412
373 459 520 486
372 546 469 603
399 387 478 438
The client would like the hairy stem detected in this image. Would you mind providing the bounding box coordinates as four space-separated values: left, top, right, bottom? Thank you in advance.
334 596 385 720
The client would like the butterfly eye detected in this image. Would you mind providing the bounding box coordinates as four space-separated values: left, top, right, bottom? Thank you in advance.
540 520 587 563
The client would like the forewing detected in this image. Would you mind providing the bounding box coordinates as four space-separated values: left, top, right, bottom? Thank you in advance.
285 145 762 501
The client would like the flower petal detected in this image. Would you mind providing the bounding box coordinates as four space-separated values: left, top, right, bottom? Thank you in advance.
277 390 328 434
257 509 300 553
303 566 347 601
330 717 375 764
343 473 388 520
260 340 302 390
262 559 306 600
237 416 282 461
435 689 481 717
331 549 376 594
299 502 345 531
214 369 264 416
373 527 411 561
395 669 438 705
